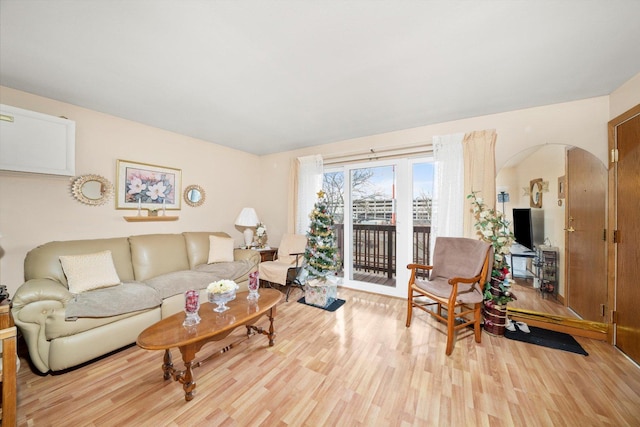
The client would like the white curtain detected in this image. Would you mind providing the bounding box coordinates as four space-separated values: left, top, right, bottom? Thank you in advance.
463 130 497 238
295 154 323 235
431 133 465 261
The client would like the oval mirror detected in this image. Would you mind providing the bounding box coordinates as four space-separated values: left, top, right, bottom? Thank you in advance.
184 184 206 207
71 174 114 206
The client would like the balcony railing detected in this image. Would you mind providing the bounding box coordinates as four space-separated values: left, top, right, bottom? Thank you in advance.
332 224 431 279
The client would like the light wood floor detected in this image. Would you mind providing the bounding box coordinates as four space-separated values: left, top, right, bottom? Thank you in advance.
509 279 576 317
14 287 640 426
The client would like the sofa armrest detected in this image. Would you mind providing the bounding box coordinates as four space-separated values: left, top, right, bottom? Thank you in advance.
11 278 73 309
233 249 261 265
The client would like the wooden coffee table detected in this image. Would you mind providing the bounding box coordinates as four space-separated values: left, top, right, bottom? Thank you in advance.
137 288 281 401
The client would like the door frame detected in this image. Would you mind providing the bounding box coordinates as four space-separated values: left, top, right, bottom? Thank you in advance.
607 103 640 345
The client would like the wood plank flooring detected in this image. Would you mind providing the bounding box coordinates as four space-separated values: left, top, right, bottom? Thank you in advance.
14 287 640 426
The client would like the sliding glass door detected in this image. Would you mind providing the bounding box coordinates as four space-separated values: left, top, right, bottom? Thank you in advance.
350 164 397 287
323 156 433 298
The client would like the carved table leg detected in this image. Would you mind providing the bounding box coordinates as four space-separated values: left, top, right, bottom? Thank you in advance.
178 345 197 402
267 307 276 347
182 360 196 401
162 349 173 380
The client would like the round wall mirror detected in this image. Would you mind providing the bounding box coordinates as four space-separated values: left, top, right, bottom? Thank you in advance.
71 174 114 206
184 184 206 207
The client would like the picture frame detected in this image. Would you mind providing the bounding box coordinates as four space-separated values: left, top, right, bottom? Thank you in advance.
558 175 566 199
116 159 182 210
529 178 543 208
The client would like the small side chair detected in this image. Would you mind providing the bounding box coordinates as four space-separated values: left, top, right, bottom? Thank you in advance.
258 234 308 301
406 237 492 355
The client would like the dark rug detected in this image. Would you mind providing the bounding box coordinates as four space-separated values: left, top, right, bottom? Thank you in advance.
297 297 345 312
505 325 588 356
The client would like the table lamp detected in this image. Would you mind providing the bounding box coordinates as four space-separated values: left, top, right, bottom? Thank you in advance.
235 207 260 248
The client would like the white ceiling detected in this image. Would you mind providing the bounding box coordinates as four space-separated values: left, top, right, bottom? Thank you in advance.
1 1 639 156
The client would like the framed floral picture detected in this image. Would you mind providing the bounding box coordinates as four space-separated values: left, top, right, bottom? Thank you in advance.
116 160 182 210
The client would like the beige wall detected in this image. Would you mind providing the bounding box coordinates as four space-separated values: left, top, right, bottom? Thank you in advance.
610 72 640 119
260 96 610 247
0 86 260 295
3 71 638 296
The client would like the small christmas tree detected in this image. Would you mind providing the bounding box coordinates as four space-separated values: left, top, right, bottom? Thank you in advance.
304 190 340 281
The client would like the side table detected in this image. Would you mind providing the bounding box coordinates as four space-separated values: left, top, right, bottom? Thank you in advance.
257 248 278 262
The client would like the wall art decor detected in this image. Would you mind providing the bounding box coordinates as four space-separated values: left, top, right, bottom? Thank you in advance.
116 159 182 210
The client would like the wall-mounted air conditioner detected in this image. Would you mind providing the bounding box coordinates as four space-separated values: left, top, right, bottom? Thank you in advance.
0 104 75 176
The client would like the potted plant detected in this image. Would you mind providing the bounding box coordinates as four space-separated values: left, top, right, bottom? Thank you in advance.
468 192 516 336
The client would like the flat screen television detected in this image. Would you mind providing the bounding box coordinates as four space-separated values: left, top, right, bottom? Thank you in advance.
512 208 544 251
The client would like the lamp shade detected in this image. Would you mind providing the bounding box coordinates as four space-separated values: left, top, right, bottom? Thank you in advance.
235 207 259 227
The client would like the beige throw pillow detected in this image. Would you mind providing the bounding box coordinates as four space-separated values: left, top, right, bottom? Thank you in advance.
208 235 235 263
60 250 121 294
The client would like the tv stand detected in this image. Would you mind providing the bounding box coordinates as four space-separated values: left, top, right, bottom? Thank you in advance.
510 242 536 279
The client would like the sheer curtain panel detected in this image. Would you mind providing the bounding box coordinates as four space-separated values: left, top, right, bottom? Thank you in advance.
295 155 323 235
430 133 465 260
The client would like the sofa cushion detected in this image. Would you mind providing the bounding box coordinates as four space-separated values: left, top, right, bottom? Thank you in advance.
45 305 160 341
24 237 135 286
147 261 255 299
129 234 190 281
183 231 233 269
59 250 121 294
64 281 162 320
208 235 234 263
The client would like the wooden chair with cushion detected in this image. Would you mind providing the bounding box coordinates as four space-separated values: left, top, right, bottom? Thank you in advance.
0 302 17 427
258 234 308 301
406 237 492 355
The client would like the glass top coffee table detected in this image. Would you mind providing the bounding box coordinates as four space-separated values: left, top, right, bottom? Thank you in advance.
137 288 281 401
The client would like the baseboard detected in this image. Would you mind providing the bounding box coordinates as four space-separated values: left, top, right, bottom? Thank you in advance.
508 307 608 341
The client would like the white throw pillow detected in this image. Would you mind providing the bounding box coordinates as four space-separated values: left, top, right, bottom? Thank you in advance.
208 235 235 263
59 250 121 294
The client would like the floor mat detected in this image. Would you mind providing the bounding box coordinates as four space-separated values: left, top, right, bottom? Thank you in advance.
505 325 588 356
297 297 345 312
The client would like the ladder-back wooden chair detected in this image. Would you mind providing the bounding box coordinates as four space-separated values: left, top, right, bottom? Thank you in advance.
406 237 492 355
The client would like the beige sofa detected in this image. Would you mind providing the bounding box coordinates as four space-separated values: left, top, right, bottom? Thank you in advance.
11 232 260 373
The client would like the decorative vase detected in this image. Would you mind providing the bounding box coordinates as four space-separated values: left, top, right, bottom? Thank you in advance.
183 289 201 326
247 271 260 300
256 233 268 249
208 289 236 313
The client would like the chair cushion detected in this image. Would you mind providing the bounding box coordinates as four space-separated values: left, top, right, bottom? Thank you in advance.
208 235 234 263
259 260 296 286
415 277 483 305
277 234 307 264
59 250 121 294
430 237 490 280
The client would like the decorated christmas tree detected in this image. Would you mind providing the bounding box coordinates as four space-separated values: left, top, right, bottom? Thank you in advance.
304 190 340 281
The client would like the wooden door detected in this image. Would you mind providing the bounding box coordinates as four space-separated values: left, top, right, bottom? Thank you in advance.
611 106 640 363
566 147 607 322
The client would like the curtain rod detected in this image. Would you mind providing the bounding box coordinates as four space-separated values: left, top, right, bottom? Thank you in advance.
323 142 433 165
